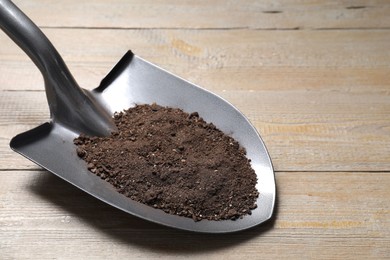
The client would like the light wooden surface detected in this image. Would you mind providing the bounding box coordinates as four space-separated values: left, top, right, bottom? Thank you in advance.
1 0 389 259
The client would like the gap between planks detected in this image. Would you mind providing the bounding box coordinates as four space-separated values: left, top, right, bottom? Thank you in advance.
39 26 390 31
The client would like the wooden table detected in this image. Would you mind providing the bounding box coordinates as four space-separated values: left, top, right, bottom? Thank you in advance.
1 1 389 259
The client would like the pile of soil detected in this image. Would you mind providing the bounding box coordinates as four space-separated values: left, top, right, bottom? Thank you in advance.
74 104 259 221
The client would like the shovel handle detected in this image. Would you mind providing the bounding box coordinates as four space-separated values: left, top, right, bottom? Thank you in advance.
0 0 115 136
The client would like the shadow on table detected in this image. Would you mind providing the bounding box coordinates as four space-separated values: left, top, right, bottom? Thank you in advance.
29 172 278 254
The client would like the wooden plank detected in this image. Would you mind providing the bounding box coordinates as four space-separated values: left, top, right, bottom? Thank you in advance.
2 29 390 76
1 29 389 93
3 62 390 94
0 29 390 94
1 88 389 172
2 61 390 93
12 0 390 29
0 170 389 259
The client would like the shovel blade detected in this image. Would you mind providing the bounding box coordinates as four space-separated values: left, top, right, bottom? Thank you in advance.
10 51 275 233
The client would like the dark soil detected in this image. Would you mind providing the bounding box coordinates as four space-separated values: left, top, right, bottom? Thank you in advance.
74 104 259 221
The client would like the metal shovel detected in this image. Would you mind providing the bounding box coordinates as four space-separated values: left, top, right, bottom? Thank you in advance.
0 0 275 233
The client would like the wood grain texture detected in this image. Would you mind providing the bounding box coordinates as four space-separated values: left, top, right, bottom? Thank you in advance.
1 29 389 171
0 171 389 259
11 0 390 29
1 89 389 172
0 1 389 259
1 29 389 92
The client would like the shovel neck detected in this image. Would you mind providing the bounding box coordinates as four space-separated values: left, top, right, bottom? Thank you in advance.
0 0 116 136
